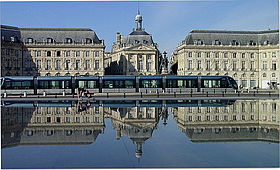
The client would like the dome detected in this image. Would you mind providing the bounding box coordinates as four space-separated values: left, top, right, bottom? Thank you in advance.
135 14 142 22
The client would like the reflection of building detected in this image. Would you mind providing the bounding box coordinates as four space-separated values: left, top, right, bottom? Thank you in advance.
106 12 161 75
172 30 280 89
1 25 105 76
1 105 104 148
173 100 280 143
105 107 161 159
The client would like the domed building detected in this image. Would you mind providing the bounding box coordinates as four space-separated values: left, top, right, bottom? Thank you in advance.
106 11 162 75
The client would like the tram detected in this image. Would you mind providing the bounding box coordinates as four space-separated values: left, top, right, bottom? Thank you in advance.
1 75 238 95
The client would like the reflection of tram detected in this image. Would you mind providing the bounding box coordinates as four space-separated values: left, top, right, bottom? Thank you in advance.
1 75 238 95
1 99 236 108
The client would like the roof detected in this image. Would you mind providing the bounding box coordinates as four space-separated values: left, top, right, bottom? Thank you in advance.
184 29 279 45
1 25 102 44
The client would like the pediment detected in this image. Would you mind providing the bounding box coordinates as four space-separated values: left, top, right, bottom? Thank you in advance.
125 44 156 51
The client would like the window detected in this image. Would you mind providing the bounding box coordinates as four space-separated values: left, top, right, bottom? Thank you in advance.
250 53 255 58
147 62 152 71
75 60 80 70
85 60 90 70
272 52 276 57
263 53 267 58
224 61 228 71
76 51 80 57
47 51 51 57
46 38 53 43
233 61 237 71
263 61 267 70
57 51 61 57
215 52 219 58
46 60 51 70
138 59 143 71
27 38 33 43
197 60 201 70
65 38 72 43
95 51 99 57
66 51 70 57
233 53 237 58
206 60 210 70
215 61 219 70
95 60 99 70
241 61 246 70
250 80 256 88
55 60 61 70
188 52 192 57
231 40 239 45
188 60 192 70
36 60 41 69
272 61 277 70
197 52 201 58
86 38 92 44
206 52 210 58
65 60 70 70
86 51 90 57
36 51 41 57
250 61 255 70
241 53 245 58
272 103 276 112
241 80 247 88
224 52 228 58
147 54 151 60
214 40 221 45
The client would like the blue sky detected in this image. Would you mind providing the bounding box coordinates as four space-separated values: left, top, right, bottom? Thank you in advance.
1 0 279 57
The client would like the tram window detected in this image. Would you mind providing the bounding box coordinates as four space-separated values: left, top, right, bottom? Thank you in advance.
104 80 114 88
50 81 60 89
38 81 48 89
177 80 185 88
202 80 221 88
186 80 198 88
140 79 162 88
3 80 33 89
167 80 177 88
114 80 124 88
125 80 135 88
220 79 229 88
78 81 97 88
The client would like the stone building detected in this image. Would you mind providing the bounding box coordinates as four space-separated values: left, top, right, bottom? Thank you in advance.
1 25 105 76
1 102 105 147
172 99 279 143
104 106 161 159
171 30 280 89
106 12 161 75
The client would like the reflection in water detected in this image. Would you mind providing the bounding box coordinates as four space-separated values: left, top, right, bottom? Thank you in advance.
1 99 279 161
173 100 279 143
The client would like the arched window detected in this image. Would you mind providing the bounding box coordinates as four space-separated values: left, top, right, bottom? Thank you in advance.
85 73 90 76
86 38 92 44
65 73 71 76
47 51 51 57
55 73 60 76
272 73 276 77
231 40 239 45
46 73 51 76
263 73 266 77
65 38 72 43
75 73 80 76
46 38 54 43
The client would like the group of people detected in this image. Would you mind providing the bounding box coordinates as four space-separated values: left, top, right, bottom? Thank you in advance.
78 88 94 98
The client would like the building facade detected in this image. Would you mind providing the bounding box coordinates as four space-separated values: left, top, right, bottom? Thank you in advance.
171 30 280 89
173 99 279 143
1 25 105 76
106 12 161 75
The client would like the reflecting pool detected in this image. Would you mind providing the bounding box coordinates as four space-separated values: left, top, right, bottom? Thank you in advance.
1 99 279 168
